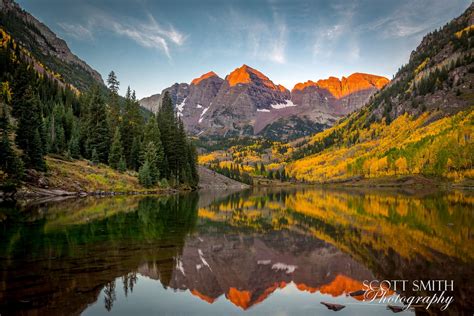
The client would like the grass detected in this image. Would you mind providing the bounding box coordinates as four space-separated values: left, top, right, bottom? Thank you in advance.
45 156 154 193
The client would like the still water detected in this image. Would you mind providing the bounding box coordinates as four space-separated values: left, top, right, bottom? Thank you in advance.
0 187 472 315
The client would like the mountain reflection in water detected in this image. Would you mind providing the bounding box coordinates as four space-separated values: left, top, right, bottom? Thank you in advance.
0 188 472 315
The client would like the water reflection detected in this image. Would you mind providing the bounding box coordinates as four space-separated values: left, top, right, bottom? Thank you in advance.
0 188 472 315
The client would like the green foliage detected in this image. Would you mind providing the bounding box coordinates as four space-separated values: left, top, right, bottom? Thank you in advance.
14 85 46 171
121 86 143 168
118 157 127 173
91 148 100 165
138 160 153 188
0 30 198 188
85 86 110 164
0 91 23 180
108 127 124 170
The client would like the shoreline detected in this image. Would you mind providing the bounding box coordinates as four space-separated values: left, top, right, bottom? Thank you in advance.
2 174 472 201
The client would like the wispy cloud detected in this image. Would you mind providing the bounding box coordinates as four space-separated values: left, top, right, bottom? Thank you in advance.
58 11 186 59
58 22 93 40
357 0 463 39
221 6 288 64
312 2 358 60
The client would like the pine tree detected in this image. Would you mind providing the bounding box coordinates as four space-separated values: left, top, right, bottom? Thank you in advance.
143 115 164 172
130 136 142 171
157 91 178 179
118 157 127 173
107 71 120 94
109 127 124 169
121 86 143 167
86 86 110 163
138 160 153 188
91 148 100 165
141 141 159 184
107 71 121 138
68 122 81 159
15 87 46 171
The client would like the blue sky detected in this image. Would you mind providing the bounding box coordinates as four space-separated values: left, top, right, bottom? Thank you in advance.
18 0 471 99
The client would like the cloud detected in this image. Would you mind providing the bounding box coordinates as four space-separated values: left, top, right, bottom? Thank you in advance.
58 22 93 40
58 11 186 59
221 6 288 64
312 1 358 60
269 23 287 63
356 0 464 39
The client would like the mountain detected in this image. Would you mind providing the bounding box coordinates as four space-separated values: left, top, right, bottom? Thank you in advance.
0 0 104 91
199 3 473 185
140 65 388 140
259 72 388 140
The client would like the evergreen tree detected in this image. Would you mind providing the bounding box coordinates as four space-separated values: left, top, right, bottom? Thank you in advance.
138 160 153 188
86 87 110 163
141 141 160 184
157 91 178 179
143 115 164 172
107 70 121 138
130 136 142 171
68 122 81 159
118 157 127 173
109 127 124 169
121 86 143 167
107 71 120 94
91 148 100 165
15 87 46 170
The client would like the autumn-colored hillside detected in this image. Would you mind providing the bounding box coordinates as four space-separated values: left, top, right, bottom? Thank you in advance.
198 4 473 186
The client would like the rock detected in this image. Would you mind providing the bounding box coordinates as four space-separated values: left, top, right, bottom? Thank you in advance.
320 302 346 311
348 289 366 297
198 166 250 190
387 305 405 313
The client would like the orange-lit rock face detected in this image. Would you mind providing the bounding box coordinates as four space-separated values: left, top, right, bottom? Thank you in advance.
191 71 218 85
226 287 252 310
254 281 287 306
292 73 389 98
277 84 288 92
190 289 217 304
296 275 367 301
319 274 364 298
226 65 278 90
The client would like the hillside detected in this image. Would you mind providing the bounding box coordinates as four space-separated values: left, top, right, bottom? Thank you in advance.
0 0 104 91
198 4 474 186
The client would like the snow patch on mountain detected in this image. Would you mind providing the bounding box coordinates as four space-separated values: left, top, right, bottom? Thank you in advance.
198 107 209 123
257 109 270 112
176 98 187 117
272 262 297 274
198 249 212 271
270 99 296 109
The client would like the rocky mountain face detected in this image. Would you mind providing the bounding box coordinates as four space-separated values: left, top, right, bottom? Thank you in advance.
0 0 104 91
140 65 388 140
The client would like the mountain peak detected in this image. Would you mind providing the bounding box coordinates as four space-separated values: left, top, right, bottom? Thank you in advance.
293 73 389 98
191 71 219 85
226 64 278 90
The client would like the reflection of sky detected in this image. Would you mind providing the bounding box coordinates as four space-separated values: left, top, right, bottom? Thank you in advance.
84 276 413 315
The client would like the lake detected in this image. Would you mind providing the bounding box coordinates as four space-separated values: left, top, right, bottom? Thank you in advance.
0 187 472 315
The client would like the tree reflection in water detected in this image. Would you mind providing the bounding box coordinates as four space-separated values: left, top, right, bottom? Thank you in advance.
0 188 472 315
